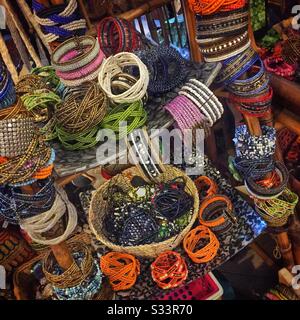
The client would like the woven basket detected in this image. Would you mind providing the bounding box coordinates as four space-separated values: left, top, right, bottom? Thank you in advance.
89 165 199 258
13 233 114 300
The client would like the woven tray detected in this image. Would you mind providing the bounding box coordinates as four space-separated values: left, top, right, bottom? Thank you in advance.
89 165 199 258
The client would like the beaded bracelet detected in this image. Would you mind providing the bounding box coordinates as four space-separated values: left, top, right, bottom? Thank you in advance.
128 128 165 183
215 47 258 86
183 225 220 263
98 52 149 104
138 46 187 94
164 95 210 132
233 156 275 180
0 177 55 224
0 117 35 158
264 56 296 80
245 162 289 199
97 17 141 56
254 188 298 227
51 36 100 72
16 74 49 95
100 252 140 291
151 251 188 290
100 100 147 140
0 74 16 109
194 175 218 199
198 31 250 62
233 125 276 160
55 82 108 134
43 242 93 289
188 0 246 15
21 185 78 245
198 194 236 233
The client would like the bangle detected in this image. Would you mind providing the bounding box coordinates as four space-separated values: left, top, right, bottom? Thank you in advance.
151 251 188 289
100 100 147 140
282 36 300 65
100 252 140 291
97 17 141 56
138 46 187 94
194 175 218 199
21 186 78 246
233 125 276 160
164 95 210 131
254 188 298 227
183 225 219 263
98 52 149 104
198 195 236 233
16 74 49 95
51 36 100 72
264 56 296 80
188 0 246 15
245 162 289 199
128 127 165 183
55 82 108 134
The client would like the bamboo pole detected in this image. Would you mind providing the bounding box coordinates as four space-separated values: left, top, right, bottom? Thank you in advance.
2 0 42 67
78 0 93 30
21 184 74 270
276 109 300 137
16 0 51 52
0 33 19 84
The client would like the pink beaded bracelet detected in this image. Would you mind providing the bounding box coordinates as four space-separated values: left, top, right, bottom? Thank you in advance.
56 49 105 80
164 95 208 131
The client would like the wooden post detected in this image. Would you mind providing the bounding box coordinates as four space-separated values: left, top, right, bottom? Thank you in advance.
16 0 51 52
0 33 19 84
181 0 202 62
1 0 42 67
78 0 93 31
21 184 74 270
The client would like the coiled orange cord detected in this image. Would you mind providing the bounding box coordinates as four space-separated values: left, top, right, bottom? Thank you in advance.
100 252 140 291
151 251 188 290
183 225 219 263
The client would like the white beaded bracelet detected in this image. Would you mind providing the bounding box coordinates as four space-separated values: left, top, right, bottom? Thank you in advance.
98 52 149 104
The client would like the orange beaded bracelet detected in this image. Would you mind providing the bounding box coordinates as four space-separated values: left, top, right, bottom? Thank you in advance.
151 251 188 290
188 0 246 15
194 176 218 199
198 194 234 228
183 225 219 263
100 252 140 291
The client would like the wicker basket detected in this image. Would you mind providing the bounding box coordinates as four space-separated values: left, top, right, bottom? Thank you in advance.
89 165 199 258
13 233 114 300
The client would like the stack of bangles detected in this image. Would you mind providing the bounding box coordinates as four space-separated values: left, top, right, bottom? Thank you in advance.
20 186 78 246
98 52 149 104
55 82 108 150
0 177 55 224
198 195 237 234
0 61 16 109
188 0 246 15
245 161 289 199
138 46 187 94
32 0 86 48
16 74 50 95
196 5 249 39
183 225 220 263
97 17 141 56
178 78 224 127
151 251 188 289
164 95 211 136
42 242 102 300
264 56 296 80
282 36 300 65
197 31 250 62
194 175 218 199
51 36 105 87
254 188 298 228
